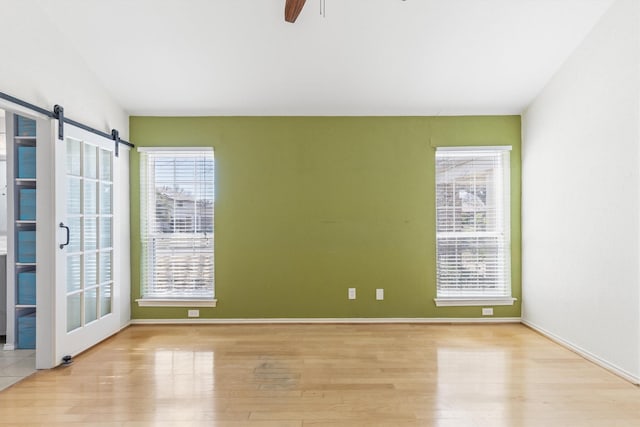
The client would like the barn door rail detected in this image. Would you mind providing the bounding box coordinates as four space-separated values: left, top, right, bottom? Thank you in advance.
0 90 133 157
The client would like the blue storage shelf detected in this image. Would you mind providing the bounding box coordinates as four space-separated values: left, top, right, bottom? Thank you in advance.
13 114 38 351
17 230 36 263
17 146 36 179
17 271 36 305
16 116 36 138
18 188 36 220
17 312 36 349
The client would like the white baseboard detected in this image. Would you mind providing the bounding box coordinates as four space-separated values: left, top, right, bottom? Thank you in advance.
130 317 521 325
522 319 640 385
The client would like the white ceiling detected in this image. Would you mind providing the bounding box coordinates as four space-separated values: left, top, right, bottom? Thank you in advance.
38 0 613 116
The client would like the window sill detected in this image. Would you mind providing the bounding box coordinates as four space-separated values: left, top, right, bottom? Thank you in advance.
136 299 217 308
434 297 517 307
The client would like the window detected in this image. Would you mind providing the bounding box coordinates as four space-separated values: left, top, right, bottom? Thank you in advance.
137 148 215 306
434 147 514 306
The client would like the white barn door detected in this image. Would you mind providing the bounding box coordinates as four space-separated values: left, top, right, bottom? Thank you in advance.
53 124 123 364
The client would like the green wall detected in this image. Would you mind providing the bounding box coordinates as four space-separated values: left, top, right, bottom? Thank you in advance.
129 116 521 319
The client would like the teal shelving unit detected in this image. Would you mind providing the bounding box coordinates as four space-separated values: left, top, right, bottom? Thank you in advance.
12 114 36 349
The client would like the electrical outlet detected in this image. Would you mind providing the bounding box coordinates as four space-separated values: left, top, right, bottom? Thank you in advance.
376 289 384 300
482 307 493 316
188 309 200 318
348 288 356 300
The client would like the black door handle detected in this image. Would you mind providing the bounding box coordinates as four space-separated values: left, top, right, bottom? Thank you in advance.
59 222 70 249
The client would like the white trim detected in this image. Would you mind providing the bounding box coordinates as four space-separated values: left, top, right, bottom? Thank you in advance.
2 343 15 351
522 320 640 385
0 99 50 121
135 299 217 308
138 149 215 301
129 317 521 325
117 322 131 333
434 297 517 307
436 145 512 152
137 147 213 152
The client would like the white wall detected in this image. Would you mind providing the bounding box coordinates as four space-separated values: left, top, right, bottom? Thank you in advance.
0 3 128 138
522 0 640 381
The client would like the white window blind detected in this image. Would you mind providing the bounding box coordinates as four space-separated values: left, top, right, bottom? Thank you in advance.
435 148 511 298
140 149 214 299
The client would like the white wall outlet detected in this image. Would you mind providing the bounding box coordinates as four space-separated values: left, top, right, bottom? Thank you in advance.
188 309 200 318
482 307 493 316
376 289 384 300
348 288 356 300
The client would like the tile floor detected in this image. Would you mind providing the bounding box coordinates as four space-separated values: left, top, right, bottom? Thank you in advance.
0 348 35 391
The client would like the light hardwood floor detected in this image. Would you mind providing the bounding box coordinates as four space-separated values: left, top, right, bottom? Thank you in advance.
0 323 638 426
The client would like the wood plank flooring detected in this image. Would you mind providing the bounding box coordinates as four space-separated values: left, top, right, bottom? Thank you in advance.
0 323 638 426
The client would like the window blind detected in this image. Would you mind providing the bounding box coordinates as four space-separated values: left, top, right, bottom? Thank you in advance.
435 148 511 298
140 149 214 299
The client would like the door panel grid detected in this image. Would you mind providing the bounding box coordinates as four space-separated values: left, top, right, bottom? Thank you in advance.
65 138 113 333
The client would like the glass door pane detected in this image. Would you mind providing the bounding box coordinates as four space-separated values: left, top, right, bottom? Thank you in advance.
85 288 98 324
66 139 81 176
100 284 112 317
66 255 82 293
67 294 81 332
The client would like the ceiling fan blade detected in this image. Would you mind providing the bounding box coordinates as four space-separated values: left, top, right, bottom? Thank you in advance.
285 0 307 23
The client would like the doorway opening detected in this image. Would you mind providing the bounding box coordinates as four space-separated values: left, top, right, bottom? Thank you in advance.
0 108 36 389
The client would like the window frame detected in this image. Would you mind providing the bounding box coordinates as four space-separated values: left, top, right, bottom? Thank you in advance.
135 147 217 308
433 146 516 307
